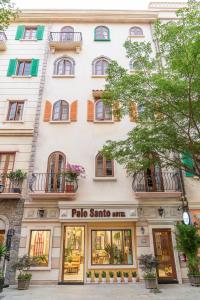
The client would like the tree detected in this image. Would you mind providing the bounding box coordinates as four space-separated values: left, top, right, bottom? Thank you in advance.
0 0 19 31
102 0 200 178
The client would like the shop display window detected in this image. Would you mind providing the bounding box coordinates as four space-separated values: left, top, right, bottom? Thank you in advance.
29 230 50 266
91 229 133 265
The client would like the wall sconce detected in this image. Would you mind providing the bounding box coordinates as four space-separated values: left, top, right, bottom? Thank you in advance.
37 208 45 218
0 183 5 193
140 226 145 235
158 207 164 217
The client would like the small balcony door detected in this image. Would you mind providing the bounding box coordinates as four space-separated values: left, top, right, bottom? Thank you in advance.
61 26 74 42
153 229 177 283
144 165 164 192
46 151 66 192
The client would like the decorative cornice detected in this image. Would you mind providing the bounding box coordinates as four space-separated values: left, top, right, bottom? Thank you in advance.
16 10 159 23
149 2 186 10
0 128 33 137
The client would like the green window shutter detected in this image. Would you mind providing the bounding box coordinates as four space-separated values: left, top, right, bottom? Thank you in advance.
30 59 39 77
15 25 25 40
36 25 45 40
7 59 17 76
182 153 194 177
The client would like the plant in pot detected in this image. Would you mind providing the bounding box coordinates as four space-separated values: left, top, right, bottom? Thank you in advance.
123 272 129 283
116 271 122 284
101 271 107 284
132 271 137 283
176 223 200 286
86 271 92 283
0 244 8 293
139 254 159 289
6 170 27 193
109 271 114 284
13 255 33 290
94 272 99 284
63 163 85 193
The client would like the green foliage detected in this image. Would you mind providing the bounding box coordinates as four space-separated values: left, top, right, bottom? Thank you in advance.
139 254 159 279
6 169 27 181
102 271 107 278
94 272 99 278
116 271 122 277
109 271 114 278
86 271 91 278
102 0 200 177
132 271 137 277
0 244 8 262
176 223 200 275
123 272 129 278
17 273 32 281
0 0 19 31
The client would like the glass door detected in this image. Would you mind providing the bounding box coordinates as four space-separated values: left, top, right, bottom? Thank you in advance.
63 226 85 283
153 229 177 283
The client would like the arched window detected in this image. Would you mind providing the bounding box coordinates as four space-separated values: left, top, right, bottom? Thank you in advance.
94 26 110 41
54 57 75 76
95 153 114 177
61 26 74 41
129 26 143 36
95 99 112 121
47 151 66 192
92 56 110 76
52 100 69 121
129 59 138 71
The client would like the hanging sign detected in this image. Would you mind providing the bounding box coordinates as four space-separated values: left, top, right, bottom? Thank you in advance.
182 211 190 225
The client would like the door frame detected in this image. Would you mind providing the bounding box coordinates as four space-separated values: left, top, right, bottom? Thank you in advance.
152 228 177 283
62 225 85 284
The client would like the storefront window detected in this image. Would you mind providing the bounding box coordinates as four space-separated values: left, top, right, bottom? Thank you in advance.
91 229 133 265
29 230 50 267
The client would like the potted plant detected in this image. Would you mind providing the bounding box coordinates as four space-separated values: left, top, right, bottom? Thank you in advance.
101 271 107 284
116 271 122 284
139 254 159 289
109 271 114 284
176 223 200 286
0 244 8 293
132 271 137 283
123 272 129 283
94 272 99 284
86 271 92 283
6 169 27 193
63 163 85 193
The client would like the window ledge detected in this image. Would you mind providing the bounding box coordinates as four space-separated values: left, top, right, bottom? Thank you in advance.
128 35 145 38
89 265 135 270
94 39 111 42
49 120 70 124
91 75 107 79
93 177 117 182
3 121 24 124
12 75 32 78
52 75 75 78
20 39 38 41
93 120 114 124
29 267 51 271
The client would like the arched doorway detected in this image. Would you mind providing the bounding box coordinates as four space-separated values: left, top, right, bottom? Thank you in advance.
46 151 66 192
61 26 74 41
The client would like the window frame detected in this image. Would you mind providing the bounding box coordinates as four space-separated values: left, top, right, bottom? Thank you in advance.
129 26 144 37
91 229 133 266
23 26 37 40
95 99 112 121
52 100 69 121
94 26 110 41
95 153 114 177
7 101 24 121
16 60 31 76
92 56 110 76
53 57 75 76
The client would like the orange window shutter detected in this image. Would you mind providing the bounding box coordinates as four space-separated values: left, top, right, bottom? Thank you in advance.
130 102 137 122
113 101 121 122
43 100 52 122
87 100 94 122
70 100 78 122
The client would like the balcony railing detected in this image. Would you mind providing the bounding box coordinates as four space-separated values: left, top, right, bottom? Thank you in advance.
132 171 181 192
49 32 82 52
29 173 78 194
0 32 7 50
0 175 23 195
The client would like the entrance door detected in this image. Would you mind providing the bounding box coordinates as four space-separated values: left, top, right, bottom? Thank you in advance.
153 229 177 283
63 226 85 283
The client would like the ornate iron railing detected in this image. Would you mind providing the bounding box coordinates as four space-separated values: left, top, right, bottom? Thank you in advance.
49 32 82 43
132 171 181 192
0 32 7 41
29 173 78 193
0 174 23 193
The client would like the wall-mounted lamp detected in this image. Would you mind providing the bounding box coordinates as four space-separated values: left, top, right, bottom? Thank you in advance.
158 207 164 217
140 226 145 235
37 208 45 218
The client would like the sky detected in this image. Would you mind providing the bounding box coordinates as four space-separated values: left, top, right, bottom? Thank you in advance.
14 0 184 10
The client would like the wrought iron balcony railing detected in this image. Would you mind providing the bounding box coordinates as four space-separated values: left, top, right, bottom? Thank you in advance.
0 174 23 194
132 171 181 192
29 173 78 193
49 32 82 43
0 32 7 41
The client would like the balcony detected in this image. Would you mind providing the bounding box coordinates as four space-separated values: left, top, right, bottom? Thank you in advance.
132 171 182 201
49 32 82 53
0 32 7 50
28 173 78 201
0 176 23 199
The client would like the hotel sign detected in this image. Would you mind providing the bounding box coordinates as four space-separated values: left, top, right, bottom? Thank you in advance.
59 208 137 220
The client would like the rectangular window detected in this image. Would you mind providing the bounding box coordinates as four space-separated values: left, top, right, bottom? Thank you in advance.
29 230 51 267
16 60 31 76
7 101 24 121
0 153 15 174
24 27 37 40
91 229 133 265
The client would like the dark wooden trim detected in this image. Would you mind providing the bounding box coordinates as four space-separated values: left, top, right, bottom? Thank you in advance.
95 153 114 177
7 101 24 121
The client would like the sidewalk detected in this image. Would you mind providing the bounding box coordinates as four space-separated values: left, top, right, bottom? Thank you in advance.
1 283 200 300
